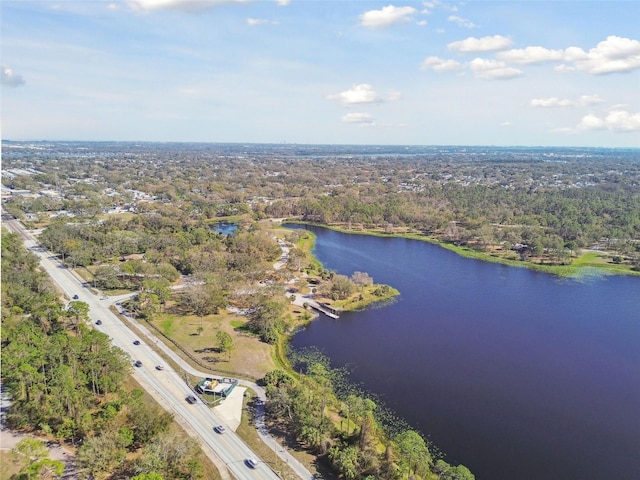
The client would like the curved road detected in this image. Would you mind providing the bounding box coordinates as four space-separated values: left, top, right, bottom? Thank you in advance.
2 214 313 480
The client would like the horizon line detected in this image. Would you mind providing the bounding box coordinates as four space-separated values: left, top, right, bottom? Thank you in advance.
2 139 639 150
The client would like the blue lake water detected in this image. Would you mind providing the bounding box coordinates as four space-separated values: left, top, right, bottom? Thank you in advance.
287 224 640 480
212 221 238 235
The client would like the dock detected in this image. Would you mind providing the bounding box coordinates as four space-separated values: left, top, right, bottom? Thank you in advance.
310 303 339 319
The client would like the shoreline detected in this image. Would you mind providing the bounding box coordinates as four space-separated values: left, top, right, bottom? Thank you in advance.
270 224 400 375
278 224 401 314
282 220 640 278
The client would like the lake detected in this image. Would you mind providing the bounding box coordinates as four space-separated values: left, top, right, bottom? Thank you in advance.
287 224 640 480
211 221 238 235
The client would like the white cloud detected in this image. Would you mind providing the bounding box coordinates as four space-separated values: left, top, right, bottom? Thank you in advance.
421 1 438 13
578 114 605 130
421 56 521 79
497 46 564 64
448 35 512 53
468 58 523 79
530 94 605 108
127 0 246 12
530 97 574 108
275 0 290 5
567 36 640 74
327 84 382 105
342 112 375 126
501 121 513 127
420 56 463 72
578 109 640 132
447 15 477 29
578 94 605 106
247 18 278 26
360 5 417 28
1 65 25 87
500 36 640 74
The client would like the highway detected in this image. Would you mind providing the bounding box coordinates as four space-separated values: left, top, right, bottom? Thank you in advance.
2 214 307 480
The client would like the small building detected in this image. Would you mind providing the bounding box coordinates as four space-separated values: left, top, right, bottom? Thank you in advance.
195 377 238 398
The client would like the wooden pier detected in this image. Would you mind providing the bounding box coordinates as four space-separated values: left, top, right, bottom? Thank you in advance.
310 303 339 319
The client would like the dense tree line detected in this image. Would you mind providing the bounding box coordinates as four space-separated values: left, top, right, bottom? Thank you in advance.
4 143 639 268
292 184 640 260
263 350 473 480
37 212 280 283
1 230 205 480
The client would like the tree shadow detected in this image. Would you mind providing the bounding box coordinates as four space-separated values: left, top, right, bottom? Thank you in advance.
202 356 220 364
195 347 220 354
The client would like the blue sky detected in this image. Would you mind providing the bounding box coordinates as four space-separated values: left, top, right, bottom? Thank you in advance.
2 1 639 147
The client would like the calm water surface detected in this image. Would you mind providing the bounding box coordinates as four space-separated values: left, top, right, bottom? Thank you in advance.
288 224 640 480
211 221 238 235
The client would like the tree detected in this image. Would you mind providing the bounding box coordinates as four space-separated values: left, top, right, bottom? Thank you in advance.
81 328 130 395
215 331 234 360
11 438 48 462
248 298 285 343
132 474 165 480
127 398 173 445
450 465 475 480
94 265 121 289
331 274 356 300
263 369 293 387
26 458 65 479
66 300 90 333
328 445 360 480
394 430 431 479
11 438 65 480
155 262 180 282
182 282 227 331
134 433 203 480
351 271 373 287
76 429 128 478
143 279 171 309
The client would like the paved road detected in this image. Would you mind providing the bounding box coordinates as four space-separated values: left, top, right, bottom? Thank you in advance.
2 214 313 480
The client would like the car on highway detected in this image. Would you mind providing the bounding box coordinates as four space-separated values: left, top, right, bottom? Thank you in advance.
134 360 143 367
186 395 198 404
95 320 102 325
213 425 226 434
155 364 164 370
245 458 259 469
133 340 141 345
72 294 79 299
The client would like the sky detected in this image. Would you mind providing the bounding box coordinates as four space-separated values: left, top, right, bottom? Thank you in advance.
1 0 639 147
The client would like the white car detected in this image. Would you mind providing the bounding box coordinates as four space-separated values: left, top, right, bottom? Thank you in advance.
245 458 259 469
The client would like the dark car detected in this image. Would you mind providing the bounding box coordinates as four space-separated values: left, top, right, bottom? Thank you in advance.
95 320 102 325
186 395 198 404
133 340 141 345
214 425 226 434
72 294 79 300
134 360 143 367
245 458 259 469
